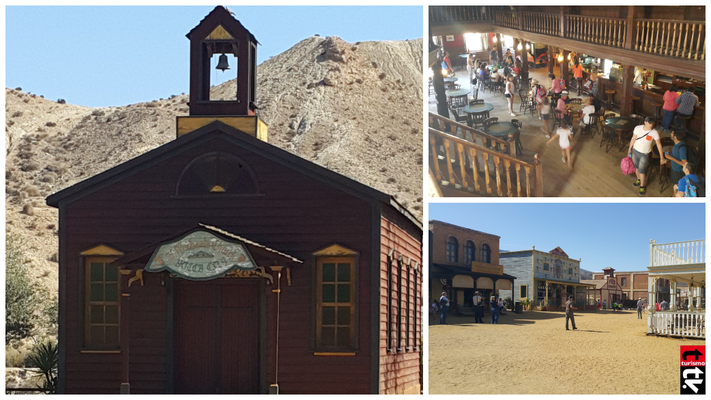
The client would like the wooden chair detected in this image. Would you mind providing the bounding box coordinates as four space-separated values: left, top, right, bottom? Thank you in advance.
469 99 484 105
570 98 583 104
469 110 490 130
518 89 529 114
449 94 468 108
552 108 566 131
482 117 499 131
582 113 601 138
600 125 616 153
604 113 616 120
448 105 468 125
630 113 644 125
511 119 523 155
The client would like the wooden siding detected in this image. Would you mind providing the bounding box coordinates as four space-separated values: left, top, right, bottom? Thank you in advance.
378 209 422 394
61 136 377 394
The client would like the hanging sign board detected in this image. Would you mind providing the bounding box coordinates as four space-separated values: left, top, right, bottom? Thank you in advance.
145 230 257 280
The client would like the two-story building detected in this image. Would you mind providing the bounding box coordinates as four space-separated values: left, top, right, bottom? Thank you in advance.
428 220 515 314
500 246 594 310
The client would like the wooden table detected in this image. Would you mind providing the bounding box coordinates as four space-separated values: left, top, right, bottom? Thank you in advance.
484 121 518 139
445 88 468 97
605 117 638 151
463 103 494 114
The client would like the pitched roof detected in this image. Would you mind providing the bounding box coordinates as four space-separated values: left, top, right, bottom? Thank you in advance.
186 6 258 44
46 121 420 228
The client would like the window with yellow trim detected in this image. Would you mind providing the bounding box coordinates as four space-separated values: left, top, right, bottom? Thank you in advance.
316 257 356 351
85 257 120 349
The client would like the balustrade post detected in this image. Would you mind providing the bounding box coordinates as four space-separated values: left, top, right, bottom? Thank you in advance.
625 6 636 50
559 7 566 38
547 45 555 75
496 33 503 66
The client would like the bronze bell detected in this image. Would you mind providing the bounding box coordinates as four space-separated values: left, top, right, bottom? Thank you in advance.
216 54 230 71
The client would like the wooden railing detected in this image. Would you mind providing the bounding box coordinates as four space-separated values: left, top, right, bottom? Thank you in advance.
648 311 705 338
492 9 518 29
430 6 490 23
635 19 705 60
566 15 627 48
522 12 561 37
428 113 543 197
433 7 704 62
650 239 705 266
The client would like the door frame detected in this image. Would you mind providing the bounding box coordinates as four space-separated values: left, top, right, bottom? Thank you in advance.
166 277 268 394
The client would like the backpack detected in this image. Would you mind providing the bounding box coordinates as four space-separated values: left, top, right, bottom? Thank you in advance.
679 143 700 166
472 77 478 85
439 298 448 307
621 156 636 175
683 176 705 197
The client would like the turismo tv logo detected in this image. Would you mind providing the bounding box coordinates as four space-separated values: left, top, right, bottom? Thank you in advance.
680 346 705 395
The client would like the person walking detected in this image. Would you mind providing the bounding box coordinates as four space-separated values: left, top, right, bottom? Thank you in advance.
547 121 574 170
472 291 483 323
572 58 584 95
636 298 644 319
439 291 450 324
540 97 552 138
665 130 688 188
499 297 506 315
674 86 699 128
490 296 499 324
430 300 438 323
602 300 606 310
565 296 578 330
627 116 667 196
467 53 475 87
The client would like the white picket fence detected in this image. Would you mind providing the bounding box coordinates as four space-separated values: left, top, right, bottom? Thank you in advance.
650 240 705 267
648 311 705 338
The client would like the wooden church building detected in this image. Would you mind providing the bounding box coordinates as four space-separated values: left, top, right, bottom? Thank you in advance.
46 7 422 394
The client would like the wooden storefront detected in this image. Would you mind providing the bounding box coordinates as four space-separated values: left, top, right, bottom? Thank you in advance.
46 7 422 394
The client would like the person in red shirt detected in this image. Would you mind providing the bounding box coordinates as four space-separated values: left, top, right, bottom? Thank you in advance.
572 58 584 95
661 84 679 132
557 90 571 126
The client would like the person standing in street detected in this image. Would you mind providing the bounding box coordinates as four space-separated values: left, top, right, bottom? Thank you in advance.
490 296 499 324
636 298 644 319
472 291 483 323
565 296 578 330
439 292 450 324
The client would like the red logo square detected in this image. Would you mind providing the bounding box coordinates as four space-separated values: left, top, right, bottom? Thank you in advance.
681 346 705 367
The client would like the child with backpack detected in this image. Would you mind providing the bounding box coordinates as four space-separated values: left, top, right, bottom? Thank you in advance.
674 163 705 197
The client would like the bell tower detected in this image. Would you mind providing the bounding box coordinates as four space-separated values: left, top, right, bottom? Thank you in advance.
176 6 267 140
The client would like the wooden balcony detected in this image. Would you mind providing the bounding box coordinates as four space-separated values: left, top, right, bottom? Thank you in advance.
430 6 705 79
651 240 705 267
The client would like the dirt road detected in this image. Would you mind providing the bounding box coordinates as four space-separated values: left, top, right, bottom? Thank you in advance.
428 310 701 394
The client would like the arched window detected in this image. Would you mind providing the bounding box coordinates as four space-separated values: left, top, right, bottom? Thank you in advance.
464 241 475 265
481 244 491 264
176 152 259 195
446 237 459 263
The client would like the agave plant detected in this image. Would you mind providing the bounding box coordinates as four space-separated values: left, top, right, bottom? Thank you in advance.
27 340 58 394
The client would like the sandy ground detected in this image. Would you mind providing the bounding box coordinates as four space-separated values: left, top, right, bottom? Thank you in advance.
428 309 703 394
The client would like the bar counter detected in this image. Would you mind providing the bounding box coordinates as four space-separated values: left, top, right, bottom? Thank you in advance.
597 77 704 135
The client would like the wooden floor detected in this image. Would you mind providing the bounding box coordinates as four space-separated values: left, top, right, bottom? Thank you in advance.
429 67 678 197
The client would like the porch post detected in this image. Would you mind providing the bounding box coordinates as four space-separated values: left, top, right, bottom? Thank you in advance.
519 38 529 83
620 65 635 117
647 276 656 311
670 280 677 311
694 286 702 310
544 282 549 308
624 6 636 50
496 33 503 66
547 46 555 75
560 50 570 87
119 269 131 394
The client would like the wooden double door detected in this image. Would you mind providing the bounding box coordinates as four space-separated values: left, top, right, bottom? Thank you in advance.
175 279 262 393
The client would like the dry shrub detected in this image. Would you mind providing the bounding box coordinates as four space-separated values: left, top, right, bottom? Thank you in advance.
45 122 56 127
39 173 56 184
23 98 29 103
46 224 56 230
91 109 105 116
5 346 28 367
26 221 37 230
11 111 22 118
23 185 40 197
20 161 40 172
7 119 15 126
22 203 34 216
48 253 58 263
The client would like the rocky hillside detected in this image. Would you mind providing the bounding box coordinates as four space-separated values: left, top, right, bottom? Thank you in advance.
5 36 423 296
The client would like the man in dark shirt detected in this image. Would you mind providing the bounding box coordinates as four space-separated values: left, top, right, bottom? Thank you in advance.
636 298 644 319
565 296 578 330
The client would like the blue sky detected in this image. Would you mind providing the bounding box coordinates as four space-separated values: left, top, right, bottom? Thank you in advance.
429 203 705 272
5 6 423 107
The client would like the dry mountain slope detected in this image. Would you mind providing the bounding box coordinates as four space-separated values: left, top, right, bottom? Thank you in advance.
5 36 423 296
